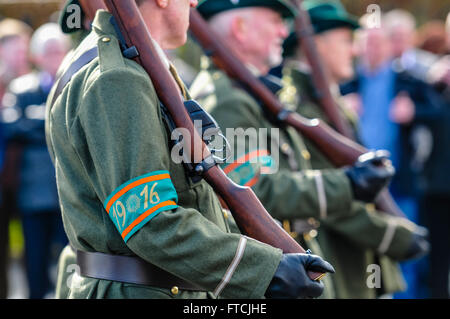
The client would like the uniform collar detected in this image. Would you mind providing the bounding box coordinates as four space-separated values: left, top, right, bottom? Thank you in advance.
91 10 117 37
91 10 170 71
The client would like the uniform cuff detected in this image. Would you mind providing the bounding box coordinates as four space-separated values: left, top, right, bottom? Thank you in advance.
218 236 283 299
320 169 354 219
381 218 416 259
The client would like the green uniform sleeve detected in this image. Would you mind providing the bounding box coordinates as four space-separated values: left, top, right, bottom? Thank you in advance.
74 62 282 298
323 202 415 260
211 91 353 222
292 74 416 260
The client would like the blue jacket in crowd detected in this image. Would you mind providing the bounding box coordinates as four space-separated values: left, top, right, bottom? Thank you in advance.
1 71 59 215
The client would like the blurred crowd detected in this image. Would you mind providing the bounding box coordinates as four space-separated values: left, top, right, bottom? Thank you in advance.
340 9 450 299
0 17 70 299
0 3 448 299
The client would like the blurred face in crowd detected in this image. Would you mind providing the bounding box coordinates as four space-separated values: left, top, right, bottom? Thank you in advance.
388 26 415 58
0 35 30 78
358 27 392 72
315 27 356 83
33 39 69 77
139 0 198 50
446 13 450 51
229 7 288 74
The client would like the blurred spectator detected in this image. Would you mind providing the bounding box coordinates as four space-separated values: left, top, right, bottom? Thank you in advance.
0 23 69 299
447 12 450 52
416 20 448 56
341 11 443 299
0 17 32 299
384 9 416 59
418 12 450 300
384 10 447 92
425 13 450 101
0 19 33 102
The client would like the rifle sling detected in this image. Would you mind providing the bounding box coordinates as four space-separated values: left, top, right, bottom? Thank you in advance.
50 47 99 108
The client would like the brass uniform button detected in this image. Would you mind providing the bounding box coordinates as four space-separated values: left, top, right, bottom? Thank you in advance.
171 286 179 295
301 149 311 161
366 203 376 213
303 229 318 242
281 143 290 153
102 37 111 43
223 209 229 219
309 229 318 238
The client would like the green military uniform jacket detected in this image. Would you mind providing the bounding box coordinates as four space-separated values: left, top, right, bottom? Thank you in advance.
190 63 368 298
46 10 283 299
190 65 356 226
280 64 419 297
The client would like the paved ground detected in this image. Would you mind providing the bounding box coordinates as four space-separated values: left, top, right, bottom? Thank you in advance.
7 258 56 299
7 258 27 299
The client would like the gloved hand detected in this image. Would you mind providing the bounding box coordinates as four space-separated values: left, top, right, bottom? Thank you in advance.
265 253 335 299
402 226 430 261
344 150 395 203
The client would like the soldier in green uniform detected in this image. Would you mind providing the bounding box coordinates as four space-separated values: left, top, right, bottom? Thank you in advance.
191 0 429 298
46 0 335 299
279 1 430 298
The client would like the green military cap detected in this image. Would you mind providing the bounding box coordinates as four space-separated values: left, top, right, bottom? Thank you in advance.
283 0 359 57
59 0 86 34
197 0 296 20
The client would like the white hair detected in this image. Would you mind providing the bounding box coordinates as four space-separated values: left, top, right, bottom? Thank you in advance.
208 8 255 39
29 23 69 57
383 9 416 33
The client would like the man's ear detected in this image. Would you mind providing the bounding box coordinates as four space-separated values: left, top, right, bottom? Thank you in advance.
155 0 169 8
230 16 247 44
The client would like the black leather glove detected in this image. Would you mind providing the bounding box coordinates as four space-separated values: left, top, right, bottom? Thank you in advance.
265 253 335 299
401 226 430 261
344 150 395 203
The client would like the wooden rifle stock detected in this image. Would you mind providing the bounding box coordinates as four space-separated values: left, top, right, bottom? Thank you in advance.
290 0 406 218
100 0 323 281
189 10 406 218
291 0 354 140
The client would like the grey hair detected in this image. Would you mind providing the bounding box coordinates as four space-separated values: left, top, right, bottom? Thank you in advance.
383 9 416 33
29 23 69 57
208 8 255 39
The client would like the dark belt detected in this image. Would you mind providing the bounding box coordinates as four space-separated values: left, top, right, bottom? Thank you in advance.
75 249 201 291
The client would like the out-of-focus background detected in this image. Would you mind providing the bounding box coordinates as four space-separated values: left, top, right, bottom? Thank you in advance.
0 0 448 299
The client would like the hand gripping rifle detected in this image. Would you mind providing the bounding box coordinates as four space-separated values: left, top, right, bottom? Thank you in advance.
98 0 324 281
188 9 406 218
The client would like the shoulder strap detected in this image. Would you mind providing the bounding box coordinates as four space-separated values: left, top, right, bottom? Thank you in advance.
50 47 99 107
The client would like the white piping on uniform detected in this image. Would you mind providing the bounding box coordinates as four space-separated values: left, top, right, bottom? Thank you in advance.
377 220 397 254
313 171 327 220
213 236 247 297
